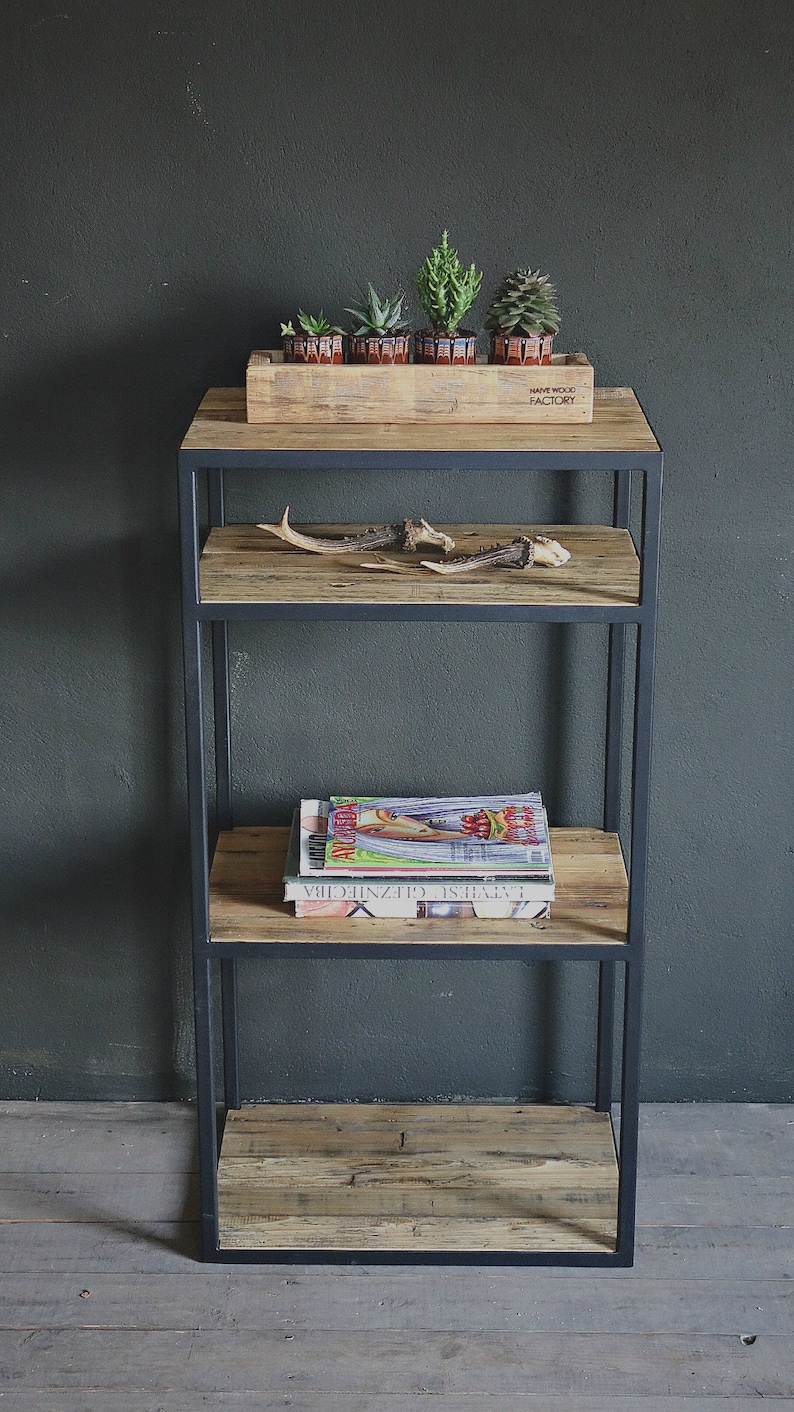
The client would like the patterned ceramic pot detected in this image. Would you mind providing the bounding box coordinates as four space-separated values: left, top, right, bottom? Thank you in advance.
488 331 555 366
282 332 344 364
414 328 477 365
347 332 412 364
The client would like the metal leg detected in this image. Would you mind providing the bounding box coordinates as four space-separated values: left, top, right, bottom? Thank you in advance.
597 470 632 1112
595 964 615 1113
208 470 233 829
221 959 241 1110
615 457 662 1261
193 951 220 1259
179 459 219 1258
616 957 642 1259
208 469 240 1110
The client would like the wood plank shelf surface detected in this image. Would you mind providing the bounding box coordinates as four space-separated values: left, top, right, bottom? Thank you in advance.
217 1103 619 1252
182 386 659 453
208 826 629 948
200 523 640 607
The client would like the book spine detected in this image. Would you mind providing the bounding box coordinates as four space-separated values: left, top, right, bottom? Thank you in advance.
294 899 552 920
285 879 554 902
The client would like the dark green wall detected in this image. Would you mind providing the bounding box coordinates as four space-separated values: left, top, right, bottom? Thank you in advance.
2 0 791 1101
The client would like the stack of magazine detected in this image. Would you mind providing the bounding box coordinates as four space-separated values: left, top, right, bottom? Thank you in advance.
283 795 554 920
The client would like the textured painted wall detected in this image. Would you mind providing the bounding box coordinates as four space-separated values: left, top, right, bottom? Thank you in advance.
1 0 791 1100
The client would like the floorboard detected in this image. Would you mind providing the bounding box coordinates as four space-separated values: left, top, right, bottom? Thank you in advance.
0 1102 792 1405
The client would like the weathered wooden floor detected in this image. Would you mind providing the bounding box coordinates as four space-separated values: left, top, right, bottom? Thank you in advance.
0 1101 792 1408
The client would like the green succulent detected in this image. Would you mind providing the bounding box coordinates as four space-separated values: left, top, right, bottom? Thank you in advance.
282 310 344 338
414 230 482 333
484 268 560 335
345 284 407 336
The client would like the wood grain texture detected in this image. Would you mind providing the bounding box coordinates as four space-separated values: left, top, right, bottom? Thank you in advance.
0 1102 196 1173
4 1270 792 1334
0 1172 198 1223
0 1400 790 1412
217 1103 618 1252
4 1219 793 1280
208 826 628 947
1 1328 789 1396
246 351 594 424
3 1103 794 1406
182 385 660 452
199 522 640 607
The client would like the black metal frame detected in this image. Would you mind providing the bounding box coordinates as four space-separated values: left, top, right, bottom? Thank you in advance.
178 428 663 1267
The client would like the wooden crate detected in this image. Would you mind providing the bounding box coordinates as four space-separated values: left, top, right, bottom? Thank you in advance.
246 350 594 424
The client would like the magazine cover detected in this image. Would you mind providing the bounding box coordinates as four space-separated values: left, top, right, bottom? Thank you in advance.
324 794 552 876
286 807 555 898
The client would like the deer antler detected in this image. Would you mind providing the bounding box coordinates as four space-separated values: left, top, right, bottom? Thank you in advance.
257 507 455 555
421 538 535 575
419 534 571 576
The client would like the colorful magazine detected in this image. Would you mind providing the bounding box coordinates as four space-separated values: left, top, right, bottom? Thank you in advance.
324 794 552 876
287 807 555 900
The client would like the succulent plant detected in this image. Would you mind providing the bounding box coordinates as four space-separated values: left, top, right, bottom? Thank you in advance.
484 268 560 336
281 310 344 338
414 231 482 333
345 284 407 336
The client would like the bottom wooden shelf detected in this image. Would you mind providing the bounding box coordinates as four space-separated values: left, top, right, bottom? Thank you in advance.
217 1102 618 1254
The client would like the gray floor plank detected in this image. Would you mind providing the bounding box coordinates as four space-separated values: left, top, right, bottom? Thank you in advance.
0 1103 196 1174
0 1400 792 1412
0 1271 790 1334
0 1172 198 1222
637 1175 794 1227
0 1222 200 1272
0 1399 792 1412
0 1328 791 1396
1 1220 793 1279
1 1102 794 1406
637 1104 794 1176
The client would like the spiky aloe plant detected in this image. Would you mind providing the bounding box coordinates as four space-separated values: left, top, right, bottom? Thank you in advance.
414 231 482 333
345 285 407 336
484 269 560 335
280 310 344 338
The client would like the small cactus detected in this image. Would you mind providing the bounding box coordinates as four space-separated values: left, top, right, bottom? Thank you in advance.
484 268 560 335
282 310 344 337
414 231 482 333
345 285 407 336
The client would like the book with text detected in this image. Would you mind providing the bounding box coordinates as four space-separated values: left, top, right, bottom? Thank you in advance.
294 897 552 920
324 794 552 876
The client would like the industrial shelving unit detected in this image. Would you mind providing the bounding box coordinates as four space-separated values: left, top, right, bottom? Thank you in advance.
178 386 662 1265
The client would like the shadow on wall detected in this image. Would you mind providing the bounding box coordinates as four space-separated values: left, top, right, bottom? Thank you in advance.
0 301 599 1102
0 302 251 1099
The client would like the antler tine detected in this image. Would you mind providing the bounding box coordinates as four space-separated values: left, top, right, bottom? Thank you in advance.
256 508 456 556
257 507 404 555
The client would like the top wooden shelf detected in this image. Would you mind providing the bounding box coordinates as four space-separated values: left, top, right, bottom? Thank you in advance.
181 387 659 455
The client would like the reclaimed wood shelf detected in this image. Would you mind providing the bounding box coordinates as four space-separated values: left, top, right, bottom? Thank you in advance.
199 523 640 609
209 826 628 950
179 382 663 1263
183 385 659 454
217 1102 619 1253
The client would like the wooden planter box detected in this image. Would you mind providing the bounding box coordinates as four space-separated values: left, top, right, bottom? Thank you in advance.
246 350 594 424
